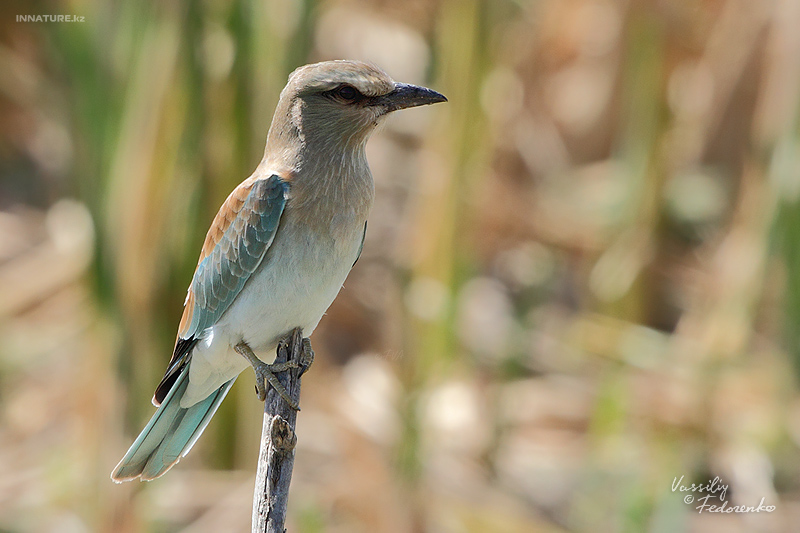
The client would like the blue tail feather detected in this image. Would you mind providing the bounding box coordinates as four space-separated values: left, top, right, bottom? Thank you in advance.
111 368 235 482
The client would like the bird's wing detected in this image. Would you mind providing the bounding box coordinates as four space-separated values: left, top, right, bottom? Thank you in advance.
153 173 289 405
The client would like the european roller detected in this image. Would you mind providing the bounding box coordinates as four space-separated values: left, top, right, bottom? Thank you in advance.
111 60 446 482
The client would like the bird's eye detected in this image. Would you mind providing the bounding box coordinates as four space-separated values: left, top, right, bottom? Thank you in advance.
334 85 359 102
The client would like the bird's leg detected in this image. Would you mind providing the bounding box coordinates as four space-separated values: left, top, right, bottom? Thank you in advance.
234 342 300 410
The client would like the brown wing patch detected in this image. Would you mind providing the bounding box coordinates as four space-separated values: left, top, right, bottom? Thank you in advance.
196 177 258 265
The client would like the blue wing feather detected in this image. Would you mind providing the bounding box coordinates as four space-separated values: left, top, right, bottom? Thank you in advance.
185 175 288 337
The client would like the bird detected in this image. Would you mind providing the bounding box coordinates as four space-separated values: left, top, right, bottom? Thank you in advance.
111 60 447 482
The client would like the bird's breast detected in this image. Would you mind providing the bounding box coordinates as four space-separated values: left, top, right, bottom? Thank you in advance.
217 206 366 352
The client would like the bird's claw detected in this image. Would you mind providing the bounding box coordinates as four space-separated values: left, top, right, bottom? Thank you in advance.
300 337 314 376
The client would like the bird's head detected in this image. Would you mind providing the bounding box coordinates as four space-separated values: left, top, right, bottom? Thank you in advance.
267 60 447 154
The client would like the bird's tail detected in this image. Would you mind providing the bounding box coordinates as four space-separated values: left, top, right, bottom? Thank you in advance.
111 367 235 482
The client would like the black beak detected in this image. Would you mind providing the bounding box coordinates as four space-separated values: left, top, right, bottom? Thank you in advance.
375 83 447 112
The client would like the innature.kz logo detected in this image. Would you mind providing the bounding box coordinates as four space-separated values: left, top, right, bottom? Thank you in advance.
16 15 85 23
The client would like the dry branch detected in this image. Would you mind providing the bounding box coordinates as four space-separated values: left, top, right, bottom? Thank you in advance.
251 327 307 533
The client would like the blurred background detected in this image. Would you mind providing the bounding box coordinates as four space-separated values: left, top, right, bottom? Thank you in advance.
1 0 800 531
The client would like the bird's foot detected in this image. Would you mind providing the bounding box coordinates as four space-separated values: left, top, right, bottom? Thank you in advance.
254 360 300 410
274 334 314 376
235 342 300 410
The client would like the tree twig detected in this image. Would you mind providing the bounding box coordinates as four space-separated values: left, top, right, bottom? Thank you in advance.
252 327 307 533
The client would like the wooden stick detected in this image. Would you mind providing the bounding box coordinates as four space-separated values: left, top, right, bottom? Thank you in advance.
252 328 306 533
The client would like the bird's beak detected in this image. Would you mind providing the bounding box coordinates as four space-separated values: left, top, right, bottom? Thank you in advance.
376 83 447 112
